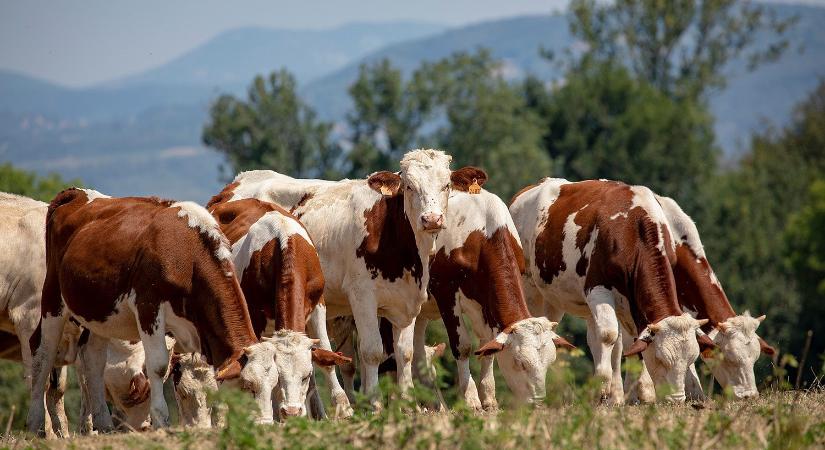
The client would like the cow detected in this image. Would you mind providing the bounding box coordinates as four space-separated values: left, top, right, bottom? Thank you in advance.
26 188 284 436
206 149 454 406
209 198 352 419
0 192 83 437
424 167 573 410
510 178 708 403
643 195 775 400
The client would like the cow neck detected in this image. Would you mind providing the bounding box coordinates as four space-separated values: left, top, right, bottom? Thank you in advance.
463 228 531 330
356 193 424 287
191 257 258 367
627 217 683 330
672 244 735 327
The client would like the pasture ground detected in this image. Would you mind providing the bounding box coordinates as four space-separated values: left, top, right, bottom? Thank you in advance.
3 388 824 449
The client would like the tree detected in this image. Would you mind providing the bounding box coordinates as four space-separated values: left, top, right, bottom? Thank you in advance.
0 163 81 202
534 59 717 209
699 80 825 361
568 0 796 100
202 69 341 179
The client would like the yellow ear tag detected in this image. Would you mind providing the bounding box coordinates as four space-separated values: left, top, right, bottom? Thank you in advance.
468 178 481 194
379 185 393 196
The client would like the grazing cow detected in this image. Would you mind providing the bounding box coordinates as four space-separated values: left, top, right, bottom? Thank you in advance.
510 179 708 403
209 198 352 419
27 188 283 436
170 352 219 428
651 195 775 399
0 192 83 437
425 167 572 409
207 149 453 405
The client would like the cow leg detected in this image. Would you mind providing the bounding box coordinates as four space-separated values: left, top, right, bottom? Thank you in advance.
349 295 384 409
609 328 625 405
412 318 446 411
133 306 171 428
26 315 66 436
685 363 706 401
585 287 619 405
76 332 114 433
478 355 498 411
456 358 482 411
46 366 69 437
305 375 326 420
307 304 352 419
391 319 416 394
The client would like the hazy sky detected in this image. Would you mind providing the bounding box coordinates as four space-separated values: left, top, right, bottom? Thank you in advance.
0 0 573 87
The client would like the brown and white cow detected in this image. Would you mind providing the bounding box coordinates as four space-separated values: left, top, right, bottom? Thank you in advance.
651 195 775 400
207 149 453 405
209 198 352 419
510 179 708 403
27 188 282 436
0 192 83 437
425 167 572 409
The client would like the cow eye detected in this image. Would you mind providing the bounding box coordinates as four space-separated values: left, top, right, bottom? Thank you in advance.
241 380 257 394
442 184 450 191
406 185 412 191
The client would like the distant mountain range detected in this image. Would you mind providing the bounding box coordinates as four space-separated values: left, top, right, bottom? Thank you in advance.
0 4 823 203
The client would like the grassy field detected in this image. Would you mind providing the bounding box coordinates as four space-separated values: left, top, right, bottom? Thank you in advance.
3 386 824 450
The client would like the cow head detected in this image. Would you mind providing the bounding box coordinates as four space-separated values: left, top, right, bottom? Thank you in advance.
171 353 217 429
216 340 280 424
701 313 769 399
624 313 704 402
397 149 453 233
475 317 563 404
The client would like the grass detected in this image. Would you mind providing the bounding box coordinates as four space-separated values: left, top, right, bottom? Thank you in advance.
3 383 824 450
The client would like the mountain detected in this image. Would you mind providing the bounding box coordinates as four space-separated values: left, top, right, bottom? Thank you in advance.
0 5 823 203
303 4 825 154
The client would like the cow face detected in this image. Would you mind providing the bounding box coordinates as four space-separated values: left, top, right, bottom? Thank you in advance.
628 314 704 402
266 331 317 420
233 341 281 424
399 149 453 233
476 317 558 404
172 353 217 429
703 313 766 399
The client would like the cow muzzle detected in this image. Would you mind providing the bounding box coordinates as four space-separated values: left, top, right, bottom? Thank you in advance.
420 213 444 232
279 404 305 418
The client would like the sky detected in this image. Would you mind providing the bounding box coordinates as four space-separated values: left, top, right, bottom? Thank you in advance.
0 0 572 88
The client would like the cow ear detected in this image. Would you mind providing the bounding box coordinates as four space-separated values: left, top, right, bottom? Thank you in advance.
215 359 242 381
552 336 577 351
758 336 777 356
367 171 402 197
697 333 717 358
311 348 353 367
623 339 649 357
451 167 488 193
475 338 506 356
125 373 151 407
432 342 447 358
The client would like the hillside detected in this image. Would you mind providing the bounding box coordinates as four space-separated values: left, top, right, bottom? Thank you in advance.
0 4 823 202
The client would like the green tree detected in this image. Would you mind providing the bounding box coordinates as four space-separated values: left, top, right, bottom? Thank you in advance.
568 0 796 100
0 163 82 201
535 60 717 209
700 81 825 358
203 69 341 179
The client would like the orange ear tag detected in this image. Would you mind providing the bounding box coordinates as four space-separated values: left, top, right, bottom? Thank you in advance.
379 185 393 196
468 178 481 194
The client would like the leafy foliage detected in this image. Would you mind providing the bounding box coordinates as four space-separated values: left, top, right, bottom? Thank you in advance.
0 163 82 201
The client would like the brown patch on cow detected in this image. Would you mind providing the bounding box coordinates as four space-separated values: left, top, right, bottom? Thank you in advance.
553 336 577 351
672 244 736 330
367 171 402 197
212 198 324 336
44 191 258 369
509 178 548 206
533 180 682 331
289 193 313 218
124 373 150 407
206 181 240 209
450 167 488 192
356 195 423 286
429 226 530 358
311 348 352 367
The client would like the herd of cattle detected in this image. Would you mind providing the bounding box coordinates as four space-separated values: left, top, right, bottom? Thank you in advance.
0 149 776 437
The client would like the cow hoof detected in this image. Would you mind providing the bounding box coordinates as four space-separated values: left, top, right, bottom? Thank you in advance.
334 403 354 420
464 396 483 412
482 401 499 412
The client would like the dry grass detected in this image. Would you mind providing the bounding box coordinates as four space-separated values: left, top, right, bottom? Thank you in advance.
3 389 824 450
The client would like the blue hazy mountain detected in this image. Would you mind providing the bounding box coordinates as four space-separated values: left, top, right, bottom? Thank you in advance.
0 4 823 202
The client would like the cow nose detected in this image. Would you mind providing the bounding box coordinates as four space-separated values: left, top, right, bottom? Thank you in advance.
280 405 303 418
420 213 444 231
